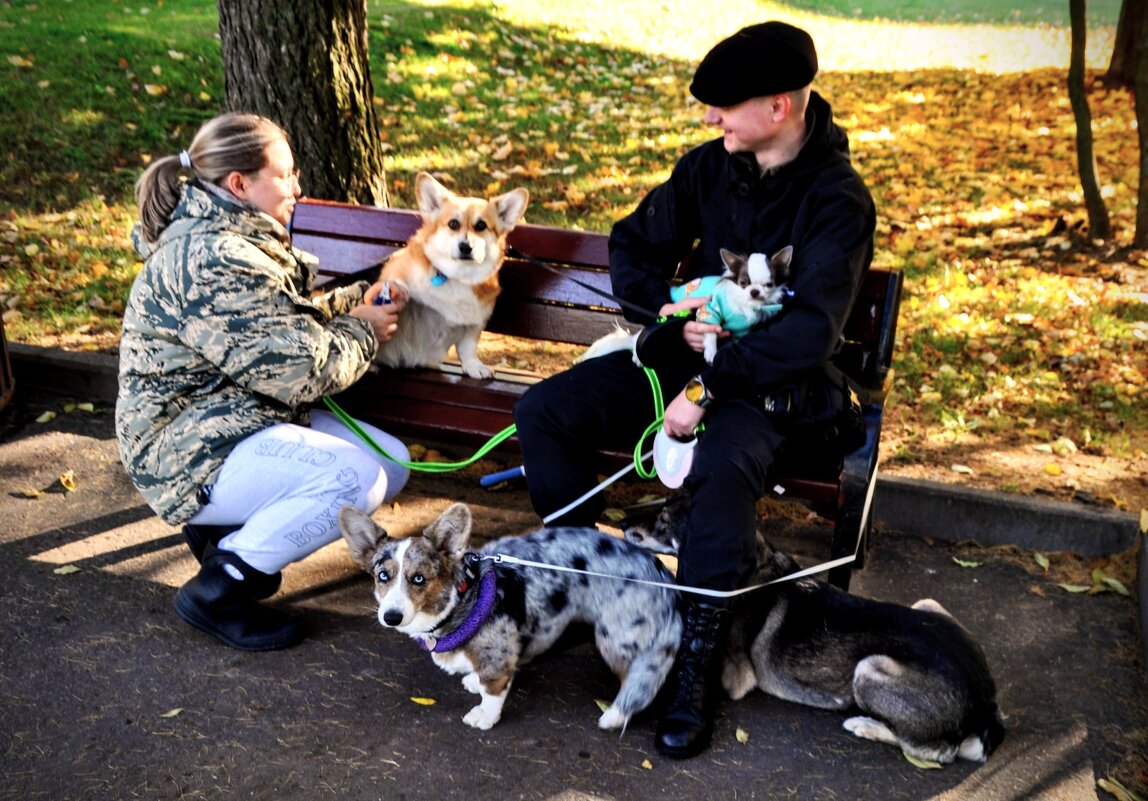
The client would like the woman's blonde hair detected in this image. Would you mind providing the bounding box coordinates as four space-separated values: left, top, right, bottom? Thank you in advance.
134 112 288 243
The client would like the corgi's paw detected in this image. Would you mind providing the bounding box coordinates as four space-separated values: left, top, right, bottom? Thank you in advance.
463 704 500 730
461 360 494 379
462 673 483 695
702 342 717 365
461 702 498 725
597 705 628 730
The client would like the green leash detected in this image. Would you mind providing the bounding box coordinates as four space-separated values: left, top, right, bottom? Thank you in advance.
322 366 679 478
321 395 517 473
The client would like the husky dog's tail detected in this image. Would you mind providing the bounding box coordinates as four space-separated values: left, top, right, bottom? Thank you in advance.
575 325 637 363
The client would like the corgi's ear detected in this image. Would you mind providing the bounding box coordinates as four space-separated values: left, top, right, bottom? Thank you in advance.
424 502 472 555
339 506 390 571
491 187 529 232
719 248 745 277
415 172 452 218
769 246 794 281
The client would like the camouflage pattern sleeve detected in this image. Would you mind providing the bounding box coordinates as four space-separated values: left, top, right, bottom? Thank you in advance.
178 241 378 407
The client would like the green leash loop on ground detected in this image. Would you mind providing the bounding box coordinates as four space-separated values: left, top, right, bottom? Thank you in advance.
321 395 517 473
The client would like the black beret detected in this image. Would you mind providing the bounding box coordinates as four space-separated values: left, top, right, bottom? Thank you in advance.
689 22 818 107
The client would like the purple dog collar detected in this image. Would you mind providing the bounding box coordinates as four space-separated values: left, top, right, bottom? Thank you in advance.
418 569 497 653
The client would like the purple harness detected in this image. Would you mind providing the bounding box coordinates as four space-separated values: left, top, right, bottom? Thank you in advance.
418 568 497 653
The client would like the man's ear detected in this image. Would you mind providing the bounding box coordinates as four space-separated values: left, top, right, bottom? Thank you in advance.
223 170 249 199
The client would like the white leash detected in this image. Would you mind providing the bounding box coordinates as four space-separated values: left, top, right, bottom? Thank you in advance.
541 451 653 526
501 464 879 598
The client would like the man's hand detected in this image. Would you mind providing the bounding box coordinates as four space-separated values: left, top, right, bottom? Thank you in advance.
657 295 727 354
662 391 706 439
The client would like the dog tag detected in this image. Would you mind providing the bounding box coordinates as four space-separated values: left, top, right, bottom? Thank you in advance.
652 430 697 489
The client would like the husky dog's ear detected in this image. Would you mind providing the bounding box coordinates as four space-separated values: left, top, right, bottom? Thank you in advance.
339 506 391 571
769 245 794 282
491 187 529 232
423 502 473 555
719 248 746 278
415 171 452 218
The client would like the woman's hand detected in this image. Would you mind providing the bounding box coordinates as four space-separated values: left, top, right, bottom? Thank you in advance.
351 281 408 344
656 296 727 353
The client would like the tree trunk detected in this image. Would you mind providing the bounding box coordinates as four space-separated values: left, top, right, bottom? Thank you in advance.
1107 0 1143 89
1068 0 1113 240
1135 0 1148 246
216 0 388 206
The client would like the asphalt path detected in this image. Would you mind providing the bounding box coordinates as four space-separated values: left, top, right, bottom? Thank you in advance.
0 378 1144 801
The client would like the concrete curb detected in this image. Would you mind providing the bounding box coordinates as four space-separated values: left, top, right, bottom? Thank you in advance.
8 341 1143 559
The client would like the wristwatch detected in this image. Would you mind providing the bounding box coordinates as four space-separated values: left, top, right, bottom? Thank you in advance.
684 376 712 408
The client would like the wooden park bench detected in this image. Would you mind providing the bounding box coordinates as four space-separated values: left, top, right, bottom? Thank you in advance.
291 198 903 589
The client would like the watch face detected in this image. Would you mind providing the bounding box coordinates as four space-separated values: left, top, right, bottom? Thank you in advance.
686 379 705 403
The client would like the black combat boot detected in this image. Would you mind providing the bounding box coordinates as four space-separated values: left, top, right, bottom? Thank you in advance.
182 524 240 563
655 600 732 759
173 544 300 651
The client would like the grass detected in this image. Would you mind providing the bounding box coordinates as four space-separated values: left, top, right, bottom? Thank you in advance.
0 0 1144 474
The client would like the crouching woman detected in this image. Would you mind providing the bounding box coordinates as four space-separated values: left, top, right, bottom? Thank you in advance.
117 112 409 651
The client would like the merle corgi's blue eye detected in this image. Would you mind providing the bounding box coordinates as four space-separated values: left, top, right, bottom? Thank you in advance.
411 574 426 586
376 569 391 583
473 219 487 232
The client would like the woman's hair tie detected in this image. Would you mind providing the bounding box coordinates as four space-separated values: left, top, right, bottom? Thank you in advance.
179 150 193 169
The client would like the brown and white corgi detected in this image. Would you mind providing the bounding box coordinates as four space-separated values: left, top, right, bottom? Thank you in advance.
376 172 528 378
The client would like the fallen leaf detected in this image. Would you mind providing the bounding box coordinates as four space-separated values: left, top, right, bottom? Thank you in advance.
409 697 436 706
594 699 610 713
952 557 981 568
17 488 43 499
59 470 77 492
53 565 81 575
949 464 974 475
1034 553 1050 573
1044 463 1062 476
35 411 57 424
735 727 750 744
603 508 627 522
7 55 34 68
1097 776 1144 801
160 708 184 718
904 752 943 769
1058 583 1092 593
76 402 96 413
640 759 654 770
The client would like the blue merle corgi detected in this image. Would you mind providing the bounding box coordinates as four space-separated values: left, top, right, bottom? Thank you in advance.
339 502 682 731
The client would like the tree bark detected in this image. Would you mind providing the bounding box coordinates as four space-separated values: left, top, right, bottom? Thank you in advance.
1134 0 1148 246
1068 0 1113 240
1107 0 1143 89
216 0 388 206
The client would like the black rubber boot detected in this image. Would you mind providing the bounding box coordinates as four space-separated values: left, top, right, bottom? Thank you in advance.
182 526 281 599
182 524 241 564
655 601 732 759
173 545 300 651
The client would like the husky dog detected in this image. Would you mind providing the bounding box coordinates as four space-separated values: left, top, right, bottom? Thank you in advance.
623 495 1006 764
376 172 528 378
579 246 792 366
339 503 682 731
